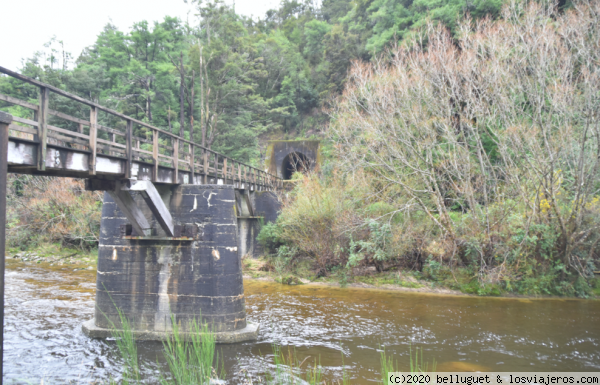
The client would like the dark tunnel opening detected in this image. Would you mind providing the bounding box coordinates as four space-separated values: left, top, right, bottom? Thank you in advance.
282 152 310 180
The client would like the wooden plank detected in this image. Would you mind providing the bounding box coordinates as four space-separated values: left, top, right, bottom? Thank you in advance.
89 106 98 175
8 124 37 135
48 109 90 126
133 148 153 156
48 124 90 139
173 138 179 184
96 143 125 154
152 129 158 182
125 120 132 179
157 153 173 160
12 116 38 127
238 163 241 184
0 93 38 110
97 138 126 148
37 87 49 171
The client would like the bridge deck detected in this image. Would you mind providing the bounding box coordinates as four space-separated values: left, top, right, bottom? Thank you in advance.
0 66 282 191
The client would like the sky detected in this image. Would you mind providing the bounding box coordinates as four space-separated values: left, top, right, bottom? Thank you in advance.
0 0 280 72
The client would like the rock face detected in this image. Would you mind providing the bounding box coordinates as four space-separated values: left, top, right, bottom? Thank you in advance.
83 184 258 343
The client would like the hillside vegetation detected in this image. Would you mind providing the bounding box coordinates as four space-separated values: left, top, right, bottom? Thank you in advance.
260 0 600 297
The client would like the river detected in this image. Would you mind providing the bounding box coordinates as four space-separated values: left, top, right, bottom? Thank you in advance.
3 259 599 384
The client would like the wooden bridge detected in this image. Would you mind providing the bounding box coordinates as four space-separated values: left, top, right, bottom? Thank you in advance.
0 67 285 379
0 66 283 190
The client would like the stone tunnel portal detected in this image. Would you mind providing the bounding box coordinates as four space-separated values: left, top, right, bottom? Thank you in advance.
281 152 310 180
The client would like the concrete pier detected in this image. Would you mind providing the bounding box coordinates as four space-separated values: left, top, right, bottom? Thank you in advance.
82 184 258 343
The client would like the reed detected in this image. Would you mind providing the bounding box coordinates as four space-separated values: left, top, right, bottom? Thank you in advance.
107 310 434 384
380 345 437 384
105 310 219 385
158 315 219 385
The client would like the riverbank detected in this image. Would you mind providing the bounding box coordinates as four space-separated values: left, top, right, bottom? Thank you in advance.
242 256 600 299
6 244 97 271
5 244 599 299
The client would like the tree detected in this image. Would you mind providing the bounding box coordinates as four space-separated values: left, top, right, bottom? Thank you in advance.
330 0 600 283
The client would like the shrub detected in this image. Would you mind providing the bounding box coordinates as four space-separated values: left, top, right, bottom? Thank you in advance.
7 175 102 251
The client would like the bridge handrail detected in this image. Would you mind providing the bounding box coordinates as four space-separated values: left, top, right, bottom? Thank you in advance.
0 66 282 188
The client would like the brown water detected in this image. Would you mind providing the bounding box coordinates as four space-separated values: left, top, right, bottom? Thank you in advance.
4 260 600 384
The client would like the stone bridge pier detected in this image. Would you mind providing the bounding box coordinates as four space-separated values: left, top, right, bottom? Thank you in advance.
83 183 265 343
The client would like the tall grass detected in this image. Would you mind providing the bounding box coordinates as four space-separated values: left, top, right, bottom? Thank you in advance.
159 315 219 385
107 311 434 384
108 307 141 385
105 311 219 385
380 346 436 383
265 344 333 385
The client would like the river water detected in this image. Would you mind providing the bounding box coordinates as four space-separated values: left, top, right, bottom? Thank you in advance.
3 259 600 384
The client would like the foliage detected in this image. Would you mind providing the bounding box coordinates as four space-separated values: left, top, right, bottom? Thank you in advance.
6 176 102 251
328 0 600 296
268 173 361 277
257 221 285 253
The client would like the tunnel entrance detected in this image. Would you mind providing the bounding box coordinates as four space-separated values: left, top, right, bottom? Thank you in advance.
282 152 311 180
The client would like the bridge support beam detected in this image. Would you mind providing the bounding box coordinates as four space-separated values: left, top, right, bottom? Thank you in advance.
121 180 174 237
106 181 152 237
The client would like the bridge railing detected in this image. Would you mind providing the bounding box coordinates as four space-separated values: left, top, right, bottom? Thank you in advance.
0 66 283 190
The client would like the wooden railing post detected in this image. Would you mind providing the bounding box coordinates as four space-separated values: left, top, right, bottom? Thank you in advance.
214 153 219 182
237 163 242 186
203 150 208 184
223 158 228 184
89 105 97 175
152 129 158 182
189 144 195 184
37 87 49 171
173 137 179 184
231 162 235 186
124 120 132 179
